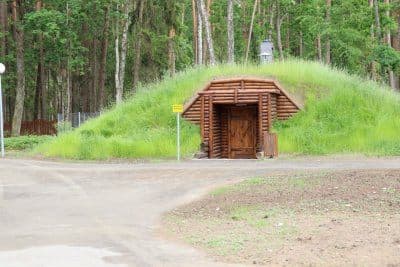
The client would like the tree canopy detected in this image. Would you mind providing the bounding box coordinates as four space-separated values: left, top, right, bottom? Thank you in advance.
0 0 399 135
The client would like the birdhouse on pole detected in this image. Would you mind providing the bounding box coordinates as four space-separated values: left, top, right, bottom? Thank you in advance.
259 39 274 64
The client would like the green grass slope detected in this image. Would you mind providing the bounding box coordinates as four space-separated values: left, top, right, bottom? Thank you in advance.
36 60 400 159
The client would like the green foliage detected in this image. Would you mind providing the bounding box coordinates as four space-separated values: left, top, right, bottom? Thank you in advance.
36 60 400 159
24 5 87 71
5 135 53 151
371 45 400 73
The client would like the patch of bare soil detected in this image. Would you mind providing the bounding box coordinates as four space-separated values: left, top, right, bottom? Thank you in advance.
163 170 400 266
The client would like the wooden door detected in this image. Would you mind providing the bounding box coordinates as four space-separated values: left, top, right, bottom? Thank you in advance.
228 107 257 159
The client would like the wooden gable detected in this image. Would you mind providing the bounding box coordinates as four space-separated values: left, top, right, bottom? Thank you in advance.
182 78 301 124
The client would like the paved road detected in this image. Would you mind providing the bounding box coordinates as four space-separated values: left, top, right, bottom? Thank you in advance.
0 157 399 267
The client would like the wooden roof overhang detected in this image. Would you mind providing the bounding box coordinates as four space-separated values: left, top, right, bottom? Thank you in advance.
183 78 301 116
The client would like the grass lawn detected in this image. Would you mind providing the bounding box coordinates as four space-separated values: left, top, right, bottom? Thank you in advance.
163 170 400 266
36 60 400 160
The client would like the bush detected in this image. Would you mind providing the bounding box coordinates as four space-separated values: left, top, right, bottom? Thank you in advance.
5 135 53 151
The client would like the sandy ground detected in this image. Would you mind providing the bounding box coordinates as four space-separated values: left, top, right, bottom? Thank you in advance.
0 157 399 267
164 170 400 266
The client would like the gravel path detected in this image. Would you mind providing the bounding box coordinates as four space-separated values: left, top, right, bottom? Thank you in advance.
0 157 399 267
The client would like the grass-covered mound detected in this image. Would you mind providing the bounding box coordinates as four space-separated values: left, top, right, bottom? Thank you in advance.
36 60 400 159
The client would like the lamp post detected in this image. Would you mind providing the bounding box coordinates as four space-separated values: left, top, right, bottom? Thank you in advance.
0 63 5 157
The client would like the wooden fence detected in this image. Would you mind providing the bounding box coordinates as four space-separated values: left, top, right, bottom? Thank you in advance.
4 119 57 136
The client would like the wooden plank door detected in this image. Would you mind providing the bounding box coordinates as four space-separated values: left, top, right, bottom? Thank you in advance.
228 107 257 159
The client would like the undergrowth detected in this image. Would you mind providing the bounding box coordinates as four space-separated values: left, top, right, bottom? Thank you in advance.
6 135 53 151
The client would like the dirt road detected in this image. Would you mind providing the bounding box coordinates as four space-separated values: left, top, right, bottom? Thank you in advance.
0 157 399 267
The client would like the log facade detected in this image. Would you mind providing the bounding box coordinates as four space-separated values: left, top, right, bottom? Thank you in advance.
182 78 301 159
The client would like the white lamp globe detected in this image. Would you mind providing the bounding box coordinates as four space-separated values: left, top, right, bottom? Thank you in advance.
0 63 5 74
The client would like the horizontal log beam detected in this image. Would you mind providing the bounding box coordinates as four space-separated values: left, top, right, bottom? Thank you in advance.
199 89 281 95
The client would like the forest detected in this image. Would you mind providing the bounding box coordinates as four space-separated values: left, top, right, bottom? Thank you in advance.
0 0 399 136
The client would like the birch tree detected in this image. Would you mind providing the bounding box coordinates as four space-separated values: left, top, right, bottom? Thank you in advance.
227 0 234 63
245 0 258 63
325 0 331 64
197 0 215 65
276 0 284 61
115 2 131 104
196 0 203 65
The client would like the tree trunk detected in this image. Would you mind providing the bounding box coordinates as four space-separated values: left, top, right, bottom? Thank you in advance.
98 5 110 109
384 0 395 89
81 22 90 113
276 1 284 61
34 61 43 119
316 34 322 62
115 11 120 103
168 27 176 77
90 39 99 112
196 0 203 65
325 0 331 64
115 3 131 104
299 31 303 57
227 0 234 63
268 3 274 40
133 0 144 89
369 0 378 80
1 0 8 121
392 9 400 90
197 0 215 65
285 15 290 50
34 0 45 120
245 0 258 63
11 0 25 136
202 0 213 64
0 1 6 59
66 3 72 120
192 0 199 64
373 0 381 40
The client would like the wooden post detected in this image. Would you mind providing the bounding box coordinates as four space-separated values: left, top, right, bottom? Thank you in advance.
209 95 213 158
200 95 204 140
258 93 263 151
234 88 238 103
227 108 231 158
267 93 272 131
